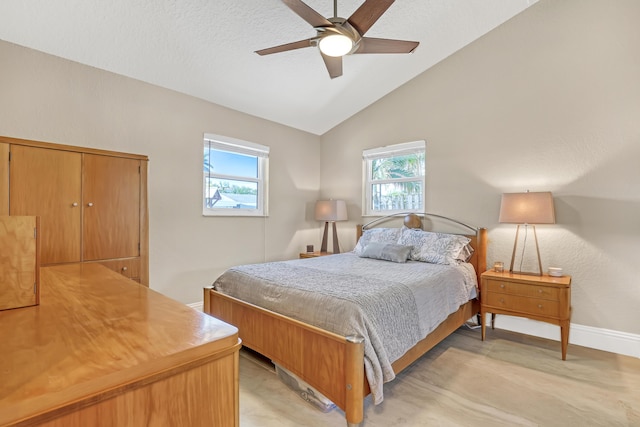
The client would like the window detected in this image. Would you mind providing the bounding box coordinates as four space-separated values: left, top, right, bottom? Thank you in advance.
363 140 426 216
203 134 269 216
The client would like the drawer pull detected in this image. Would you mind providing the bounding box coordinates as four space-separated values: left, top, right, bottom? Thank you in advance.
499 298 505 303
122 266 128 272
538 304 543 309
538 289 543 293
500 284 505 288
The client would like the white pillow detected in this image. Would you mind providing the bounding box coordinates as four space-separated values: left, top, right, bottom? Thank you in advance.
353 228 401 255
397 226 471 265
459 244 475 262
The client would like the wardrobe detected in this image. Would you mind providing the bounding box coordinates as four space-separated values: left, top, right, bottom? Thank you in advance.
0 136 149 286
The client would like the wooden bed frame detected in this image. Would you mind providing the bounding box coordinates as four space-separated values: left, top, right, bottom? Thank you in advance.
204 213 487 426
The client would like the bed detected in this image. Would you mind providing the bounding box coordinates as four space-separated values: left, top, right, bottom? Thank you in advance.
204 213 487 426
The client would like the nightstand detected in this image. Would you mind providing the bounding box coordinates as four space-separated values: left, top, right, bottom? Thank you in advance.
480 270 572 360
299 251 333 259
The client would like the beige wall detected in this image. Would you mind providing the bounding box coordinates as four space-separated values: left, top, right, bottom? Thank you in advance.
0 39 322 304
321 0 640 335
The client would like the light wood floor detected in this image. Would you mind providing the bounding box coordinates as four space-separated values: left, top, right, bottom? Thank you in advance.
238 326 640 426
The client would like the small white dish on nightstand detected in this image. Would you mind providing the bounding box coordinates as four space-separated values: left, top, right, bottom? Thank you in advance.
548 267 563 277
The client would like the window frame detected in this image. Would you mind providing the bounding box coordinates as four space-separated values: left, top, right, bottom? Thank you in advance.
362 140 426 216
203 133 269 217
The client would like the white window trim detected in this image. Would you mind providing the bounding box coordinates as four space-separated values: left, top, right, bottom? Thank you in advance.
203 133 269 217
362 140 426 216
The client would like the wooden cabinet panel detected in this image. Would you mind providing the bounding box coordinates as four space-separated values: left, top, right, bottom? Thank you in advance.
82 155 140 261
0 216 40 310
0 143 8 215
38 352 239 427
9 145 82 264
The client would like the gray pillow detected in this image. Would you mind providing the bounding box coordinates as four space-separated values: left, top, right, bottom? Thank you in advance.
359 242 412 263
353 227 401 255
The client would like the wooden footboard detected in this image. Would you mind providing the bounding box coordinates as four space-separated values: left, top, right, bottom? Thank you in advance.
204 287 365 425
204 287 478 426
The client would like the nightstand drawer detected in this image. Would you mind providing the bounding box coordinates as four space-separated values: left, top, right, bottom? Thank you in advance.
485 279 560 300
484 292 561 317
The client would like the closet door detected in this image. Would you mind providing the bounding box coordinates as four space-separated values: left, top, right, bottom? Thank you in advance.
1 143 8 215
9 145 82 264
83 154 140 261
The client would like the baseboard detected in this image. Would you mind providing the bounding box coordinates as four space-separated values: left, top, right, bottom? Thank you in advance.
187 301 203 312
186 300 639 359
489 314 640 359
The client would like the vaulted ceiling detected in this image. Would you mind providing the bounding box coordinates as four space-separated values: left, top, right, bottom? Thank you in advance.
0 0 537 135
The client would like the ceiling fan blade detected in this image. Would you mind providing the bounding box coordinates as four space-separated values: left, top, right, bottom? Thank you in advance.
321 53 343 79
255 38 315 56
354 37 419 54
282 0 332 28
348 0 395 36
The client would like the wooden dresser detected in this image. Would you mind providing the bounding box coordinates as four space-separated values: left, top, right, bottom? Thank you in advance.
0 136 149 286
0 264 240 426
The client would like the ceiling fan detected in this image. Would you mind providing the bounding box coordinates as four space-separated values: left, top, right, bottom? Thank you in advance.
256 0 419 79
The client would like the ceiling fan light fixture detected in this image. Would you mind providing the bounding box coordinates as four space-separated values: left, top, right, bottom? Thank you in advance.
318 34 353 57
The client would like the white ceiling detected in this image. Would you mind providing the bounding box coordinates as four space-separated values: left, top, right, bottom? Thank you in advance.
0 0 537 135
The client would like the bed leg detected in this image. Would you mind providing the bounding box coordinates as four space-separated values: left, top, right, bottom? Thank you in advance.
345 335 365 427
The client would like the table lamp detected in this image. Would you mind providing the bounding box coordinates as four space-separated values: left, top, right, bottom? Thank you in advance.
315 200 347 254
499 191 555 276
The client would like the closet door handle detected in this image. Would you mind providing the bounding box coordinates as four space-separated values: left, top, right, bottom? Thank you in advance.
87 202 94 207
72 202 78 207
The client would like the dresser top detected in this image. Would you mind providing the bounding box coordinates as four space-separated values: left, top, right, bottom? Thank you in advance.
0 263 238 425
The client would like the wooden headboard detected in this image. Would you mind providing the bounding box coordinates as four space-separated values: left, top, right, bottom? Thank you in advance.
356 213 487 284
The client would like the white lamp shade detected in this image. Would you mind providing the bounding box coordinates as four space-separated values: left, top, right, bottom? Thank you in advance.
499 192 555 224
315 200 347 222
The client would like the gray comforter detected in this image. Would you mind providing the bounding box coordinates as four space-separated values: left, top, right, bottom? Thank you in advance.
213 252 477 404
